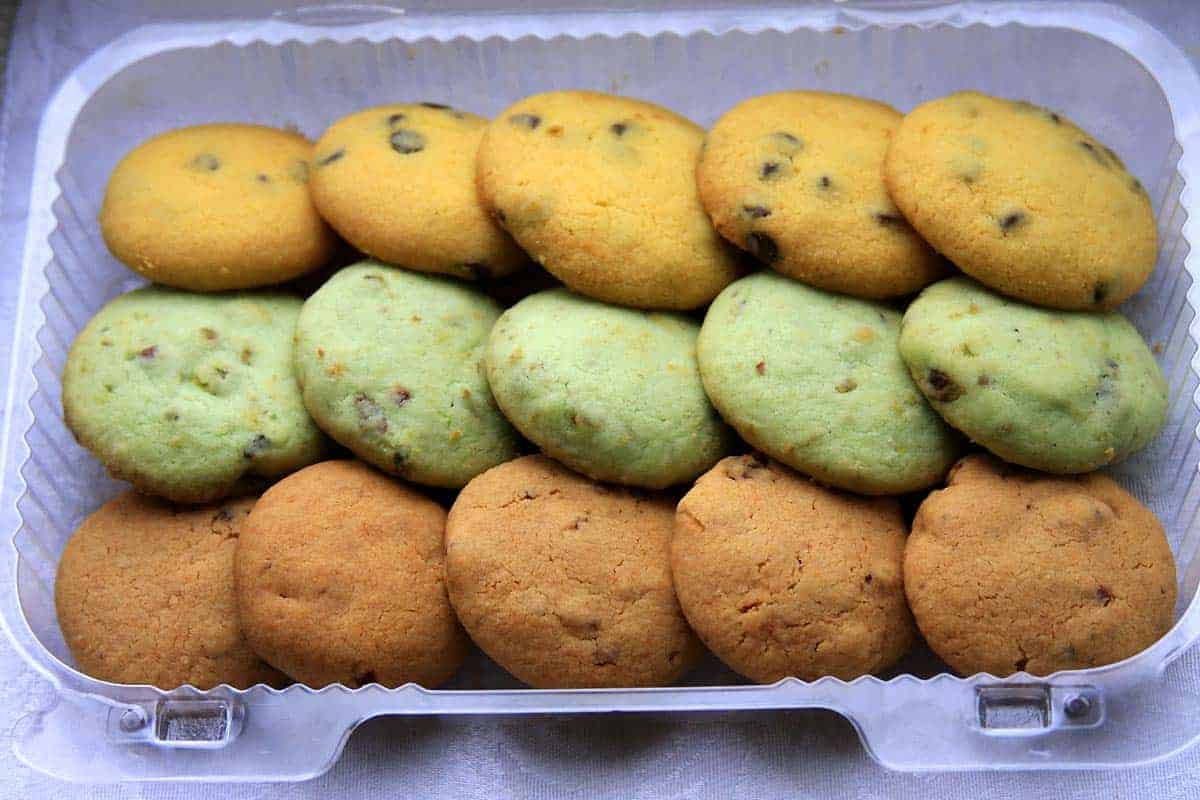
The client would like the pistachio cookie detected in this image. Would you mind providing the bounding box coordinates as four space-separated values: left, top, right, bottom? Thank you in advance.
445 455 703 688
235 461 468 688
294 262 520 488
100 124 337 291
697 272 959 495
697 91 944 298
485 288 732 489
898 276 1167 473
673 455 914 683
885 91 1157 310
906 454 1177 676
55 492 286 689
476 90 741 309
310 103 527 280
62 288 326 504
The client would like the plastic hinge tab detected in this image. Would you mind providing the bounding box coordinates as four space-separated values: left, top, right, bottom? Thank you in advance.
976 685 1103 735
106 699 243 749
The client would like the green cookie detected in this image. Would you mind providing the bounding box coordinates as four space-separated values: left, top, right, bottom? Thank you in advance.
62 287 326 503
898 276 1167 473
485 288 732 488
294 262 520 488
698 271 959 494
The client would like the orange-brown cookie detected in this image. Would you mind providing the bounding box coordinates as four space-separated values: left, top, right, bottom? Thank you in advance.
444 455 703 688
234 460 468 688
905 453 1177 676
672 455 914 683
54 492 286 689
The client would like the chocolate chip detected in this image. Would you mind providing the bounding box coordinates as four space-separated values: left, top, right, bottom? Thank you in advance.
760 161 783 180
139 345 158 360
874 212 904 226
999 210 1026 232
818 175 832 189
772 131 802 151
317 148 345 166
1078 140 1109 167
610 121 629 136
190 153 220 171
255 173 271 184
419 102 450 110
390 129 425 154
864 574 873 584
354 394 388 434
509 113 541 130
755 360 766 375
745 232 779 263
242 434 270 458
387 112 406 126
1093 282 1109 305
741 204 771 219
1096 586 1112 606
925 368 963 402
391 386 412 406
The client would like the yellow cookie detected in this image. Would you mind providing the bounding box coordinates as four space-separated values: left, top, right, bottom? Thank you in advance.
697 91 944 298
476 91 741 310
310 103 527 280
885 91 1157 310
100 124 338 291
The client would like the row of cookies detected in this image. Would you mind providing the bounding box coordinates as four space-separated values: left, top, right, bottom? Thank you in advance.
55 448 1176 690
98 89 1157 316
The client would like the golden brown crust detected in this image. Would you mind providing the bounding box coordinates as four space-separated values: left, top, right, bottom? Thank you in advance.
54 491 286 689
672 455 914 683
444 455 703 688
234 460 467 688
905 453 1177 676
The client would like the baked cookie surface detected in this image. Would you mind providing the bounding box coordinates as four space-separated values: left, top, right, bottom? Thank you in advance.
672 455 914 683
62 287 326 504
476 90 741 309
898 276 1167 473
485 288 732 489
885 91 1157 310
235 460 467 688
697 271 959 495
445 455 702 688
294 262 521 489
310 103 526 280
55 492 286 689
905 453 1177 676
100 123 337 291
697 91 944 298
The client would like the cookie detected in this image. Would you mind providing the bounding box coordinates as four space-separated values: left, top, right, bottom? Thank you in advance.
885 91 1157 310
309 103 527 281
476 90 741 309
445 455 702 688
898 276 1167 473
100 124 338 291
697 271 959 495
62 287 326 504
697 91 944 298
485 288 732 489
55 492 286 689
234 461 467 688
294 261 520 489
905 454 1177 676
672 455 914 683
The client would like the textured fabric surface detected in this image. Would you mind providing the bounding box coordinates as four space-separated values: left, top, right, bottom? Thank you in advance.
3 1 1200 795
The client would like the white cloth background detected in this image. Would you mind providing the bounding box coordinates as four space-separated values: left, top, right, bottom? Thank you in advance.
4 1 1200 796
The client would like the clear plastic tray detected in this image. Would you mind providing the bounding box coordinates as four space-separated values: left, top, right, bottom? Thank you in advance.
4 0 1200 781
